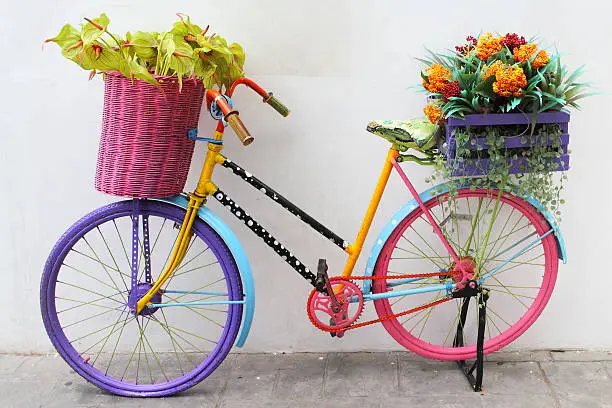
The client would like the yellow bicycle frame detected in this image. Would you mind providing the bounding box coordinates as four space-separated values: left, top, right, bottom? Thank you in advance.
136 128 400 313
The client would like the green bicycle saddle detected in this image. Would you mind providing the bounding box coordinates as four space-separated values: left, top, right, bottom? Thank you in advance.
366 118 440 151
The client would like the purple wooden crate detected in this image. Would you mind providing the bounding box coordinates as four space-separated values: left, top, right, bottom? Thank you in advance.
441 111 570 177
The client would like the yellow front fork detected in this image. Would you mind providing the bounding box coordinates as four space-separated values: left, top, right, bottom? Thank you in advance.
135 131 226 314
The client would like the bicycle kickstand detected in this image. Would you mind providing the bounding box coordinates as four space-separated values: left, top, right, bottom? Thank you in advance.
453 284 490 392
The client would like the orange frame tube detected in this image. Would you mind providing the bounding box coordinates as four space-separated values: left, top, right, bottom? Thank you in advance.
341 147 399 277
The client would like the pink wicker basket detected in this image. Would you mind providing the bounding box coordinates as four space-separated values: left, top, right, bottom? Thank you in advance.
95 72 205 198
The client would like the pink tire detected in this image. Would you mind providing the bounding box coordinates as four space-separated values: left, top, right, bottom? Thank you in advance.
373 189 558 360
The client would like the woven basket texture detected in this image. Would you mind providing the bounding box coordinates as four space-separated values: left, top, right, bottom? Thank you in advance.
95 73 205 198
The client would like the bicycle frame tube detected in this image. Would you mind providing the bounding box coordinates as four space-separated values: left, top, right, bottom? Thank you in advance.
390 158 461 265
341 148 399 277
136 132 466 311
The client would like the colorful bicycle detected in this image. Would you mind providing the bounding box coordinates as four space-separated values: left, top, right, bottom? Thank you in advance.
40 77 564 397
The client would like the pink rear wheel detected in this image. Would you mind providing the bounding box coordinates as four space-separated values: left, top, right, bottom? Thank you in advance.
373 189 558 360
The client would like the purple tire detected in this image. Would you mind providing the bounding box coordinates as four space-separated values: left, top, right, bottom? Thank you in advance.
40 200 243 397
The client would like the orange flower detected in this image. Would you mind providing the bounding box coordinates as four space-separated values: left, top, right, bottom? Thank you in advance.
513 43 537 63
424 103 444 124
513 43 550 69
532 50 549 69
493 65 527 97
482 60 504 80
422 64 451 93
476 33 503 61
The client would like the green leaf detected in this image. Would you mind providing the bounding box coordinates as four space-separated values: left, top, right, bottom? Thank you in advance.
420 71 429 84
119 57 157 86
229 42 245 68
507 97 521 111
86 44 122 71
155 32 175 76
46 24 81 48
194 35 213 53
473 75 496 99
81 13 110 45
129 31 157 63
457 72 476 89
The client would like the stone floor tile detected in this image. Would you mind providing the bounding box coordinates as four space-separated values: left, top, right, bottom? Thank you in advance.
219 397 376 408
485 350 553 362
376 395 484 408
479 361 548 395
479 393 557 408
397 357 470 395
550 349 612 362
324 352 397 398
540 361 612 407
0 354 25 375
272 354 326 400
223 353 279 402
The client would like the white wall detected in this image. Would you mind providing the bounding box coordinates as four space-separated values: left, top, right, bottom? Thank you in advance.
1 0 611 353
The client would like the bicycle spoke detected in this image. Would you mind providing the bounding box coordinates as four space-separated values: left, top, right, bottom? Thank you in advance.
113 219 132 273
486 288 536 300
163 293 226 329
159 309 186 375
56 280 125 307
416 292 440 339
97 226 130 294
91 306 131 366
56 292 127 314
105 310 132 376
147 316 213 353
490 276 530 309
410 222 450 266
62 263 125 296
442 301 461 347
83 237 128 302
399 235 446 269
69 248 130 280
486 305 512 328
79 311 132 357
138 319 169 382
169 259 219 280
135 317 154 384
62 305 125 329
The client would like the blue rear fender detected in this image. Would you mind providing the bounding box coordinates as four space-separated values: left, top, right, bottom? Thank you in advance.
154 195 255 348
362 184 567 294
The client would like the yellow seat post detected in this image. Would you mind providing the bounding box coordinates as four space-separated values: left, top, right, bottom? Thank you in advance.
342 148 399 277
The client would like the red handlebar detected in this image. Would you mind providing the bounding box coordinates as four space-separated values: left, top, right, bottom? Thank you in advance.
228 77 267 98
206 78 290 146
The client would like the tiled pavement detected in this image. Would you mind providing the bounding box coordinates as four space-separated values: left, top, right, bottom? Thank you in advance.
1 351 611 407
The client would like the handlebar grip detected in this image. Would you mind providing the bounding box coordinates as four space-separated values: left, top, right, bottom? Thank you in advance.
264 93 290 117
226 113 254 146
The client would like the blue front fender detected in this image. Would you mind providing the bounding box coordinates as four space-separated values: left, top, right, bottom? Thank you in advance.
362 184 567 294
155 195 255 348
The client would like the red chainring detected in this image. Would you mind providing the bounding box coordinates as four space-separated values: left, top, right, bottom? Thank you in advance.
307 272 458 333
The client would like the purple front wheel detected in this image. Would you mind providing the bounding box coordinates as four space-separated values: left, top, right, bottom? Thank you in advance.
40 200 243 397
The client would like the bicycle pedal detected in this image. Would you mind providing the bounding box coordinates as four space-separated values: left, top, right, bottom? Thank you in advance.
328 317 346 338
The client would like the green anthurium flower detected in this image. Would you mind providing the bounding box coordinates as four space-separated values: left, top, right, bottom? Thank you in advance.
45 24 81 49
81 13 110 45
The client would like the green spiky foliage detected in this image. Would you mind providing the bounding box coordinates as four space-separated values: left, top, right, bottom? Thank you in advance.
418 34 592 220
45 13 245 91
419 36 593 119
